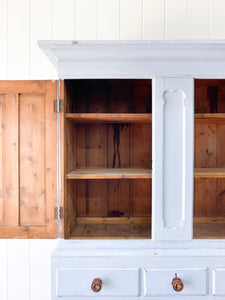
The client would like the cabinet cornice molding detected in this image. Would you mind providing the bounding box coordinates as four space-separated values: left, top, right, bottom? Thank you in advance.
39 40 225 79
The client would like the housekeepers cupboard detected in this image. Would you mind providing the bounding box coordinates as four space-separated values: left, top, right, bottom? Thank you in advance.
1 41 225 298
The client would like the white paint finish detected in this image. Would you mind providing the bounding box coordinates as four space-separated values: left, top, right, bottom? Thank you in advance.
97 0 119 40
162 89 186 228
144 268 208 296
212 268 225 296
165 0 187 39
52 0 75 40
76 0 97 40
0 0 7 79
188 0 210 39
143 0 164 40
7 239 30 300
120 0 142 39
57 268 140 297
0 240 8 300
2 0 225 79
39 41 225 79
210 0 225 39
0 239 56 300
30 240 53 300
7 0 30 79
152 78 194 240
30 0 54 79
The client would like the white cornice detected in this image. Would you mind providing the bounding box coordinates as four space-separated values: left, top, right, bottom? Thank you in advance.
38 40 225 78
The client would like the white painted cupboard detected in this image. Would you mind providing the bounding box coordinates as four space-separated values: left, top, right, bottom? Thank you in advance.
36 40 225 298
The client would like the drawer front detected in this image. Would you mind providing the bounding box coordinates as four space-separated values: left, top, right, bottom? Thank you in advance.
212 268 225 296
57 268 140 297
144 268 208 296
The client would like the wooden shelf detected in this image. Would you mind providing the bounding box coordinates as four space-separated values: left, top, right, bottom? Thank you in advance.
66 168 152 179
66 113 152 123
70 223 151 239
194 168 225 178
76 216 151 224
194 223 225 239
195 113 225 121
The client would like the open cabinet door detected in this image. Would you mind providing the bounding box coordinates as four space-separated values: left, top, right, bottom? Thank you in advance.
0 80 61 238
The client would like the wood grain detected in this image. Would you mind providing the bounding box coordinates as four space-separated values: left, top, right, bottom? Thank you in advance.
194 168 225 178
66 113 152 123
70 223 151 239
66 168 152 179
0 81 58 238
0 94 19 226
20 93 46 225
194 178 217 216
195 123 217 168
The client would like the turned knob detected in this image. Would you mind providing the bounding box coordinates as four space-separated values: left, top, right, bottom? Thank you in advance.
171 273 184 292
91 278 102 292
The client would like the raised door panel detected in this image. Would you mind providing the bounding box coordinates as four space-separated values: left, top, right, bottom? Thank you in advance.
0 81 58 238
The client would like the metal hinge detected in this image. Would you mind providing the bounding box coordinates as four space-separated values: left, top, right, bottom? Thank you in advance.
54 99 64 113
54 206 64 219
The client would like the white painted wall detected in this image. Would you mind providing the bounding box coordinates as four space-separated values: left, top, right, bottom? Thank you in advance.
1 0 225 299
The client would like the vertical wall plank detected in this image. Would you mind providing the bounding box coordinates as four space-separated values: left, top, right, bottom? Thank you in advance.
8 240 30 300
30 0 53 79
210 0 225 39
165 0 187 39
0 0 7 79
52 0 75 78
8 0 30 79
52 0 75 39
143 0 164 39
188 0 210 39
30 240 53 300
0 240 8 300
97 0 119 39
76 0 97 39
120 0 142 39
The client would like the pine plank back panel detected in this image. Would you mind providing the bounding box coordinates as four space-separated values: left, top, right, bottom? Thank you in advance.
0 81 58 238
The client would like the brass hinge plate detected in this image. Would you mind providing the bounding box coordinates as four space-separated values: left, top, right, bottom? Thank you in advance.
54 99 64 113
54 206 64 219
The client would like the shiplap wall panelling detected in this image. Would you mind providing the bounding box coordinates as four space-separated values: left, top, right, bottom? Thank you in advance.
97 0 119 39
7 240 30 300
52 0 75 78
30 0 54 79
76 0 97 39
143 0 165 39
188 0 210 39
165 0 187 39
211 0 225 39
52 0 75 39
30 240 57 300
0 240 7 300
8 0 30 79
0 0 7 79
120 0 142 39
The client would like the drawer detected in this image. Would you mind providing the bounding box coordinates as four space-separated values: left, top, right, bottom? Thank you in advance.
212 268 225 296
57 268 140 297
144 268 208 296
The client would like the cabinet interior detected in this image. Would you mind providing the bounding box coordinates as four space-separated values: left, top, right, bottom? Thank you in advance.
194 79 225 239
64 79 152 239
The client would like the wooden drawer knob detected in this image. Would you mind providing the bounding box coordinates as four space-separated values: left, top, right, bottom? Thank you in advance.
172 274 184 292
91 278 102 292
